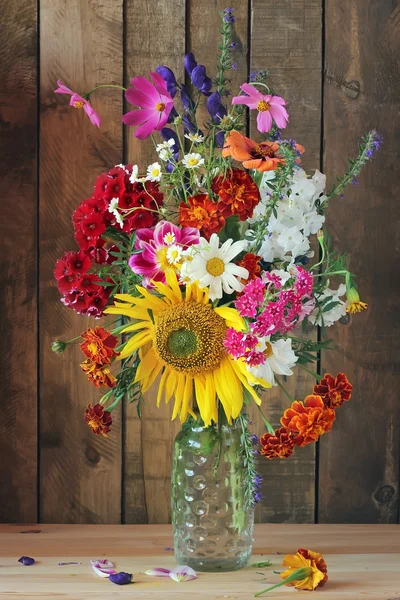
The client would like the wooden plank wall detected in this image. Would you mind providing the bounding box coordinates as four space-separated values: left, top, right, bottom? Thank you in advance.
0 0 399 525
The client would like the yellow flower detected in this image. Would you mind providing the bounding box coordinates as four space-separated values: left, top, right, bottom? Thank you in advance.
346 287 368 314
104 271 269 425
281 548 328 591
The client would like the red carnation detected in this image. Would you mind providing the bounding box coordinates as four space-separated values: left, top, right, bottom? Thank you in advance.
80 211 107 238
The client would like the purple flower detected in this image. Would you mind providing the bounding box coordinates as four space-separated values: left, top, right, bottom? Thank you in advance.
215 131 226 147
231 63 237 71
223 8 236 23
180 86 194 110
184 53 197 76
207 92 227 123
251 434 259 445
18 556 35 566
161 127 180 154
184 53 212 95
109 572 133 585
156 65 178 97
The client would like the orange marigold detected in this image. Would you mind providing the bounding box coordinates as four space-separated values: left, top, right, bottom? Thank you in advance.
80 326 119 366
222 130 305 172
314 372 352 409
179 193 225 239
281 548 328 590
260 427 295 459
80 359 117 388
84 403 112 437
236 252 262 286
211 168 260 221
281 395 336 447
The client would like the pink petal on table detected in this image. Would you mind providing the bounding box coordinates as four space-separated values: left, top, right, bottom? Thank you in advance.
169 565 198 582
145 567 172 577
90 559 116 577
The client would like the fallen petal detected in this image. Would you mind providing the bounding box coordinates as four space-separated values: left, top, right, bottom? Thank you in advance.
145 567 171 577
169 565 198 582
90 560 116 577
90 559 115 568
18 556 35 566
109 572 133 585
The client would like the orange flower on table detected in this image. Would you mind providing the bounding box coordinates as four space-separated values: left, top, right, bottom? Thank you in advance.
84 403 112 436
222 130 304 172
211 168 260 221
179 193 225 239
80 359 117 388
281 394 336 447
260 427 295 459
281 548 328 591
80 326 119 365
314 372 352 409
236 252 262 287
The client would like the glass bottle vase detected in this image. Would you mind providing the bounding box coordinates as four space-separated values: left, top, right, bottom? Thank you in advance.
171 419 254 572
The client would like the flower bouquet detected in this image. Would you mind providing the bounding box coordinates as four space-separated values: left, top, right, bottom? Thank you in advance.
53 8 379 575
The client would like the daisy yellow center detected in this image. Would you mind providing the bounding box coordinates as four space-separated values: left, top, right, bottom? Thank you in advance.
257 100 270 112
206 257 225 276
154 301 226 374
169 249 180 260
188 157 200 166
73 101 85 109
263 342 273 359
152 168 160 176
155 102 165 112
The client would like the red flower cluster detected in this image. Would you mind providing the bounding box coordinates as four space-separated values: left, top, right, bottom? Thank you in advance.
84 403 113 436
54 250 111 317
179 193 225 239
260 373 353 459
211 168 260 221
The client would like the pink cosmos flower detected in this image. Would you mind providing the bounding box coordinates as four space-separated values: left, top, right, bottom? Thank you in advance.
232 83 288 133
129 221 200 287
123 73 175 139
54 80 101 127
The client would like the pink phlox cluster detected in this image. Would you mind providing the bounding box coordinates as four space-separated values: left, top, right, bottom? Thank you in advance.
234 278 266 317
224 330 265 366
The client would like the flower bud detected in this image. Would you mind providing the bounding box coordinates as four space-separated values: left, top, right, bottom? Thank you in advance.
51 340 67 355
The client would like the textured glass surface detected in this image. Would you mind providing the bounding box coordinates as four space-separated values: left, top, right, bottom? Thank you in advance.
172 421 254 572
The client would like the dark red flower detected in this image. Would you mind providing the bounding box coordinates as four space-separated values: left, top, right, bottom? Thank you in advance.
212 168 261 221
260 427 295 459
84 403 113 436
314 372 353 409
80 211 107 238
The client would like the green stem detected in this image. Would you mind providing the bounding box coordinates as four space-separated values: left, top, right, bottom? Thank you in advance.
257 405 275 434
254 567 312 597
105 396 122 412
275 378 295 403
297 363 322 382
87 83 126 97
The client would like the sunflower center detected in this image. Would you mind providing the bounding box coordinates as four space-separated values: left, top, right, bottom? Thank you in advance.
257 100 270 112
206 257 225 276
263 341 273 359
73 101 85 109
155 102 166 112
154 301 226 374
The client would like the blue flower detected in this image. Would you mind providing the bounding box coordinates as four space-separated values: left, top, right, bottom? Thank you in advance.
207 92 227 123
184 53 212 95
215 131 226 147
109 572 133 585
155 65 178 97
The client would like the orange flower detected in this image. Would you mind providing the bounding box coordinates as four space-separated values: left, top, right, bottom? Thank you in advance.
212 168 260 221
84 403 112 437
80 326 119 366
281 548 328 590
179 193 225 239
314 372 352 409
281 395 336 447
80 359 117 388
222 130 304 172
236 252 261 286
260 427 295 459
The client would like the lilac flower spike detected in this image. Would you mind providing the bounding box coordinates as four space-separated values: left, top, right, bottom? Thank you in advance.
109 572 133 585
18 556 35 566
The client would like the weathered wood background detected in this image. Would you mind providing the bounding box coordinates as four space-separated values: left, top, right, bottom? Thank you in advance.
1 0 399 525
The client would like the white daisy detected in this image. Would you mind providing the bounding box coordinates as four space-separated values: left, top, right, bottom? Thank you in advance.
182 153 205 169
182 234 249 300
166 245 183 266
146 162 162 182
163 232 176 245
156 138 175 161
249 337 298 385
184 133 204 143
129 165 139 184
108 197 123 227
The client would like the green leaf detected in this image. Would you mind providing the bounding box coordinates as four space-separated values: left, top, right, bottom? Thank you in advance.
322 300 342 313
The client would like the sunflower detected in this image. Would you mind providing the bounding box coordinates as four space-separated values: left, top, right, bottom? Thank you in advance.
104 271 269 425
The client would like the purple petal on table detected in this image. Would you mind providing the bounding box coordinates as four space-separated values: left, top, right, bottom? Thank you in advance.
145 567 172 577
169 565 198 582
18 556 35 566
164 547 174 552
90 559 116 577
58 561 82 566
90 559 115 568
109 572 133 585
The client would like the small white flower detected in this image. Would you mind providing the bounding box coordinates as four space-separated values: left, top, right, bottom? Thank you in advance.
249 337 298 386
146 162 162 182
309 283 347 327
108 198 124 226
156 139 175 161
182 153 205 169
277 226 305 253
115 163 129 173
166 244 183 266
183 234 249 300
129 165 139 184
184 133 204 143
163 232 176 245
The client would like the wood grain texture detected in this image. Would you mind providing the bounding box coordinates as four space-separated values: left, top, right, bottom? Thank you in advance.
248 0 323 524
123 0 186 524
39 0 124 523
0 0 38 523
0 524 399 598
319 0 400 523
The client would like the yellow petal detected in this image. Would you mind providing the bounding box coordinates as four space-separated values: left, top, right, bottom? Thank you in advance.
120 321 152 334
135 285 169 311
114 293 137 303
152 280 178 304
164 368 177 404
214 306 245 330
134 347 157 382
118 332 152 359
141 360 163 394
165 269 182 303
180 376 195 423
104 306 143 319
156 369 169 407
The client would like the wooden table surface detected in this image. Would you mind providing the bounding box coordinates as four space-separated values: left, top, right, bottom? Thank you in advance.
0 524 399 599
